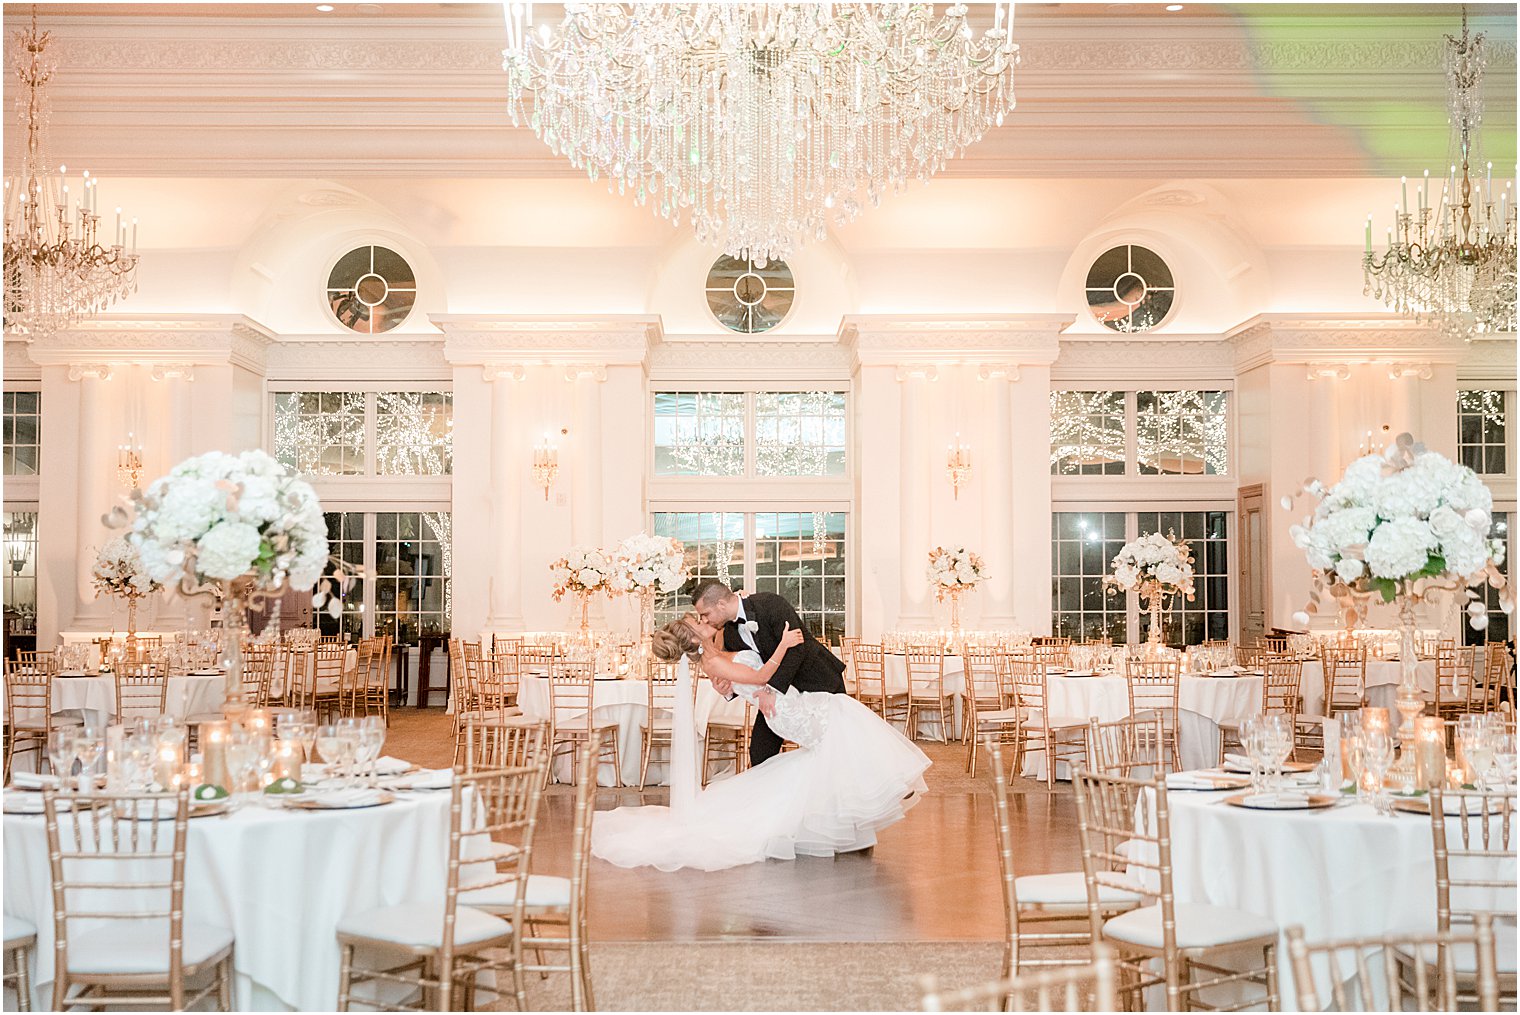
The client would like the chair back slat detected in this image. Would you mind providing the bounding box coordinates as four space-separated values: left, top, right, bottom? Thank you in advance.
1284 915 1499 1012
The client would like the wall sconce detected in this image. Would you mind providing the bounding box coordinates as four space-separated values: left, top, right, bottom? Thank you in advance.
946 432 972 500
116 433 144 489
531 433 559 501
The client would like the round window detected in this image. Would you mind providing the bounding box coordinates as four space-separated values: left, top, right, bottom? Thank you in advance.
326 245 417 335
705 255 794 334
1085 245 1175 333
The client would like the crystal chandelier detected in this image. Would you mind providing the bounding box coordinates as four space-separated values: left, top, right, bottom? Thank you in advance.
3 10 140 341
1362 7 1515 340
502 3 1018 262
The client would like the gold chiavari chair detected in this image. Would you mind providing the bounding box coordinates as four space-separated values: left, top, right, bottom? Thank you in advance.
1221 654 1303 759
547 658 621 787
351 636 391 721
319 633 348 646
1072 769 1279 1012
43 788 235 1011
15 649 53 669
1286 915 1501 1013
700 671 754 786
460 717 549 774
839 635 860 671
986 739 1140 981
307 644 348 723
1435 645 1484 719
1483 643 1513 709
5 657 80 780
1321 644 1367 715
114 660 169 725
336 765 534 1012
1085 715 1164 779
449 641 486 762
1420 632 1455 660
1008 655 1088 791
1032 640 1072 669
1235 644 1265 669
1422 787 1517 1007
518 643 563 681
280 645 313 713
638 659 683 790
920 950 1117 1013
490 638 522 710
3 913 35 1012
849 643 908 726
904 647 953 743
1124 656 1182 772
964 651 1020 777
240 643 279 709
1261 634 1289 654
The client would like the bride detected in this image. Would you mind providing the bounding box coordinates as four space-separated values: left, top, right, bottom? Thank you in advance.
591 613 931 872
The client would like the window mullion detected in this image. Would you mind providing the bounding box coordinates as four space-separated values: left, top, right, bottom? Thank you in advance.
363 513 377 640
364 393 379 477
745 393 757 478
1125 391 1139 475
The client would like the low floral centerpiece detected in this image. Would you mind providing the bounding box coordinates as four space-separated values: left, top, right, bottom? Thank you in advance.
927 545 988 639
120 449 350 718
1287 433 1511 751
550 545 616 636
92 535 163 649
1104 532 1195 646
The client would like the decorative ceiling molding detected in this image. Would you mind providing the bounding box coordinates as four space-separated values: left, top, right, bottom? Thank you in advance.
649 339 852 383
3 339 42 382
1227 314 1479 372
22 315 276 373
1052 338 1236 383
1455 338 1520 383
433 314 661 369
840 315 1070 370
266 335 450 383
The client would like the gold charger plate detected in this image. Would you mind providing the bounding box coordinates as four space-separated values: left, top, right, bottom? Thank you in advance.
1223 791 1339 811
284 790 397 811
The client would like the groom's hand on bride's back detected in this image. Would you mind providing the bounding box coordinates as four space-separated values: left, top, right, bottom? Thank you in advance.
710 675 734 697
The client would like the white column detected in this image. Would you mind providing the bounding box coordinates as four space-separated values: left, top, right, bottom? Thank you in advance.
1008 365 1054 635
489 367 524 629
978 365 1017 625
1388 365 1428 441
898 366 934 624
71 367 111 611
569 365 606 623
1306 366 1344 480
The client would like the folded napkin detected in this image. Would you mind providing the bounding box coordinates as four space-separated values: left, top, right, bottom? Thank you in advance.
1242 791 1310 809
10 771 60 790
303 788 386 808
1223 753 1254 771
1167 773 1227 790
387 769 452 791
372 756 413 776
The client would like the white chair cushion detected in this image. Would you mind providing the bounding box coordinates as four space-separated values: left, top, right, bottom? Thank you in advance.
1397 919 1517 975
552 716 618 732
337 903 511 950
1103 903 1277 950
975 707 1022 724
460 874 572 911
1016 871 1144 908
66 920 233 975
14 715 84 732
3 913 36 946
1021 709 1087 730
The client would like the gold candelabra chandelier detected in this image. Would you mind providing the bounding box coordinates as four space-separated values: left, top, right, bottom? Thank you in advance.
946 433 972 500
531 433 559 501
116 434 143 489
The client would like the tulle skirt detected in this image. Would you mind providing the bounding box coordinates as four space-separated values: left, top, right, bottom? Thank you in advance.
591 693 931 872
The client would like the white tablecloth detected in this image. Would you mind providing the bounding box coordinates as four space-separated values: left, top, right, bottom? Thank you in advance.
3 784 457 1011
1024 672 1262 779
1162 788 1515 1005
518 675 747 786
1301 658 1437 717
846 653 969 740
42 672 228 726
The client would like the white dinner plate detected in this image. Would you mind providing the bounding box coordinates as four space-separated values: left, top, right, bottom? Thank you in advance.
284 790 396 811
1224 791 1337 811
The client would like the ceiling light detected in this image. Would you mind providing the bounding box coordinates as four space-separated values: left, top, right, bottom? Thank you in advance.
1165 5 1184 11
315 4 334 11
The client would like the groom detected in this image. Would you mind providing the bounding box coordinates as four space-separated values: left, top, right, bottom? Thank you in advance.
691 580 847 767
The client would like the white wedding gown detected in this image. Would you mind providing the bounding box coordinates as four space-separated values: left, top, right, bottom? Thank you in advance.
591 651 931 872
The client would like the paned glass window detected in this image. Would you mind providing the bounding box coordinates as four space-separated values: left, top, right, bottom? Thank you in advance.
1050 390 1125 476
754 391 846 476
273 390 452 477
327 245 417 335
651 512 746 623
318 512 367 642
1085 245 1175 333
653 392 746 476
273 391 366 476
1136 510 1230 644
705 255 795 334
1466 511 1511 647
1051 512 1128 642
3 391 41 476
3 511 37 636
1136 390 1229 476
375 391 453 476
1458 389 1508 475
373 512 452 644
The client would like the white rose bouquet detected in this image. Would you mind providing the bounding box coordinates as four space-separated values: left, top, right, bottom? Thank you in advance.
1104 532 1195 601
926 546 988 599
92 536 163 599
550 546 615 601
125 450 336 608
1287 433 1510 630
608 533 688 596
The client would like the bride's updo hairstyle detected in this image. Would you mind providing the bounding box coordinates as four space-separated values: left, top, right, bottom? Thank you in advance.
651 613 703 664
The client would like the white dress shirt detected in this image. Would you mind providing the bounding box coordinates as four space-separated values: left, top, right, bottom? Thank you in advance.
733 597 761 654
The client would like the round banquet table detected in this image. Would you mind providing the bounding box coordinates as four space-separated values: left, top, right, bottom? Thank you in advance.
517 675 747 786
1300 658 1436 717
44 671 229 727
1022 671 1263 779
1158 788 1516 1008
3 783 459 1012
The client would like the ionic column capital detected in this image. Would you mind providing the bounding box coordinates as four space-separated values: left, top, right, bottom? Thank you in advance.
484 364 527 383
895 364 938 383
565 364 608 383
977 363 1021 382
149 363 196 382
68 364 114 382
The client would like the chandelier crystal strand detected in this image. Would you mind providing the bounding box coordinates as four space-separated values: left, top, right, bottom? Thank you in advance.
503 3 1018 262
1362 6 1516 340
3 10 140 340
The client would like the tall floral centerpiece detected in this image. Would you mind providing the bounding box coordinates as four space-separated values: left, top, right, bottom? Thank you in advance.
1288 433 1511 755
550 546 615 640
123 450 343 720
608 533 688 677
1104 532 1195 651
927 546 988 646
91 535 163 652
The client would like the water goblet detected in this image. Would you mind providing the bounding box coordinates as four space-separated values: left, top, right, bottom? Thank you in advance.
1241 716 1268 794
1361 729 1394 815
356 716 386 787
1492 732 1517 787
1459 724 1496 792
315 723 348 785
1261 715 1294 791
1343 730 1368 804
47 727 78 783
72 727 105 793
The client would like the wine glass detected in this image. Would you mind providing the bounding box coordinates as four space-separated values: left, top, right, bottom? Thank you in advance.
47 727 78 782
1492 732 1517 787
1343 730 1368 805
1460 724 1496 792
1241 716 1269 795
356 716 386 788
72 727 105 793
1360 729 1394 815
1261 715 1294 791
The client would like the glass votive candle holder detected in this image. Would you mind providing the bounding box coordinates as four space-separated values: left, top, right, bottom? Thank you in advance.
200 721 232 790
270 740 302 783
1414 717 1446 789
1361 708 1391 734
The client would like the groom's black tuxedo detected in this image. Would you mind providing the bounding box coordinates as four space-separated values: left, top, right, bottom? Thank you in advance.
722 591 846 767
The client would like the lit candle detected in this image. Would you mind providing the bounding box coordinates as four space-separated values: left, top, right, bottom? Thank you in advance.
1365 215 1372 253
1414 717 1445 790
200 721 231 790
243 709 271 738
1401 176 1408 216
1362 707 1390 734
1422 168 1429 212
181 760 201 790
154 739 184 790
271 740 301 783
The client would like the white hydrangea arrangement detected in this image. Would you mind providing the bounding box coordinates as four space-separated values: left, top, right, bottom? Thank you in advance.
91 536 162 599
1104 532 1195 601
124 450 336 609
926 546 988 598
608 533 688 596
549 546 616 601
1287 433 1510 630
